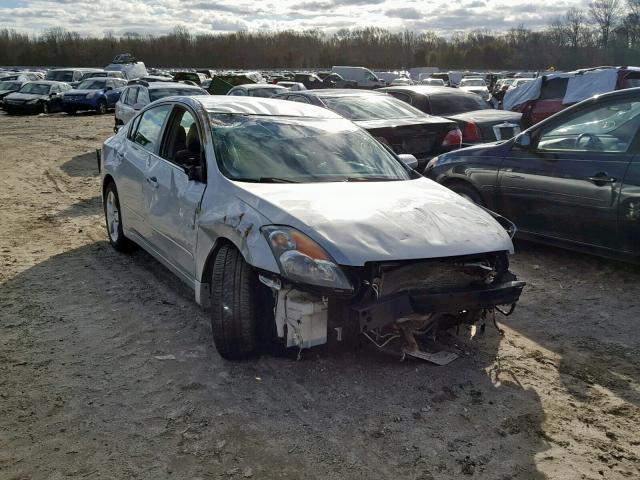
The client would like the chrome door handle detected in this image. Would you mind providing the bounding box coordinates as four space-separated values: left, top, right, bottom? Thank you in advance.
588 173 616 184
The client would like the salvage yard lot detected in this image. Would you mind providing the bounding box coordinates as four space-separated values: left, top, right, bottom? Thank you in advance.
1 113 639 480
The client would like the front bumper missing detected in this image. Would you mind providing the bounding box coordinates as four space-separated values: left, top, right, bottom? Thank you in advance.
354 280 526 331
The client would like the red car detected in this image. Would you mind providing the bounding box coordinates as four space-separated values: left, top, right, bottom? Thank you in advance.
507 67 640 128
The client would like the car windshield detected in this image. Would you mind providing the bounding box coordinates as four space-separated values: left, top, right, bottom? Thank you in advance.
19 83 51 95
428 94 490 115
248 87 286 97
77 79 107 90
149 87 205 101
461 79 485 86
82 72 107 80
0 81 22 90
321 95 424 121
45 70 73 82
210 115 413 183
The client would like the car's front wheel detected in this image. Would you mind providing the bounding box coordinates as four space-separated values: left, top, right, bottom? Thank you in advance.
41 102 50 114
103 182 134 252
210 244 259 360
448 182 484 205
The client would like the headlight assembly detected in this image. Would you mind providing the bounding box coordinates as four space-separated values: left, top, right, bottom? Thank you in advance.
261 226 353 291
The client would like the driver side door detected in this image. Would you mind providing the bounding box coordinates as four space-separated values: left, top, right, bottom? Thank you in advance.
497 95 640 250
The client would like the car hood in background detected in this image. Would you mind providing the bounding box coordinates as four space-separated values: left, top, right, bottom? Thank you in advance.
355 116 453 130
4 92 47 101
233 177 513 266
65 89 103 95
459 86 489 94
447 109 522 124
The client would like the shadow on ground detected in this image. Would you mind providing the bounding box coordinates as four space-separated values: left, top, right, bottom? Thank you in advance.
0 241 548 479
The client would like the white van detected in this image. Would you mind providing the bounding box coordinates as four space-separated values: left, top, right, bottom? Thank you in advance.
331 66 386 89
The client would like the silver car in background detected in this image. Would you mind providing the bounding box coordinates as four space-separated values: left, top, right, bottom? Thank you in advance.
114 81 207 130
100 96 524 361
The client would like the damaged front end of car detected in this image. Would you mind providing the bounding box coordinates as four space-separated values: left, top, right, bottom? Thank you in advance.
258 224 525 364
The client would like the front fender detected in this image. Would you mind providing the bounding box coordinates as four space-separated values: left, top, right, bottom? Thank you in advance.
195 195 279 283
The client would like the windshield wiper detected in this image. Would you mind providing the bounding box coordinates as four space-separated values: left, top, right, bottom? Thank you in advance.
256 177 300 183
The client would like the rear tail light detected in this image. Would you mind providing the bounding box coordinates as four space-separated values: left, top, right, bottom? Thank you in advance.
462 122 482 143
441 128 463 150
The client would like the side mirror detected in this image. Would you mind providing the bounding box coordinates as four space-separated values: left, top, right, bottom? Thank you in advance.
133 102 144 111
397 153 418 170
105 86 112 91
515 132 532 149
185 164 204 182
49 92 56 97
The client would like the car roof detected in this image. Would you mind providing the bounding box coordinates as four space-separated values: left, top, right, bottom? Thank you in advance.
233 83 286 90
24 80 63 85
183 95 342 118
145 82 203 90
381 85 478 97
296 88 386 97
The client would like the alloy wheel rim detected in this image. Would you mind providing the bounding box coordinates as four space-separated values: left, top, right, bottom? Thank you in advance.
106 191 120 242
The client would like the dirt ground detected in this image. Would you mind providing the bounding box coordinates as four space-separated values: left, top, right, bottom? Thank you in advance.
0 111 639 480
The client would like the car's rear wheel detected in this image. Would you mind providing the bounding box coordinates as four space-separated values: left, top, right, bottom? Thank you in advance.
41 102 50 114
210 244 259 360
447 182 484 205
97 100 107 115
103 182 134 252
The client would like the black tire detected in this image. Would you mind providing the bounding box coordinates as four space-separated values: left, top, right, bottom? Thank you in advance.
210 245 259 360
103 182 134 252
447 182 484 205
97 100 107 115
41 102 50 114
65 108 77 115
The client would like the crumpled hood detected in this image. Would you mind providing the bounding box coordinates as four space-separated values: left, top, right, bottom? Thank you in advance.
233 177 513 266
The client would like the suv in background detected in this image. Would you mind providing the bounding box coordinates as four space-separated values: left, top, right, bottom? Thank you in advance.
45 68 104 87
62 77 127 114
114 81 208 130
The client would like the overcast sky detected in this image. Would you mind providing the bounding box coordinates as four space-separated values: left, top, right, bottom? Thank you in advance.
0 0 590 36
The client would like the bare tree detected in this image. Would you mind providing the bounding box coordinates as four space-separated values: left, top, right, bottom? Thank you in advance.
589 0 624 47
565 8 588 48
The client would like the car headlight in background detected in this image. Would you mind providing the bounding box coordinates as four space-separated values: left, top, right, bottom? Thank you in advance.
261 225 353 291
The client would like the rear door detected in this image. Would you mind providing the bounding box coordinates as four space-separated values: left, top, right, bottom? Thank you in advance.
143 105 207 278
498 94 640 250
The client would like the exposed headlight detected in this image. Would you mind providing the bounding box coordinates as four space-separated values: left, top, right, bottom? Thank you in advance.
425 155 441 171
86 91 97 99
261 225 353 291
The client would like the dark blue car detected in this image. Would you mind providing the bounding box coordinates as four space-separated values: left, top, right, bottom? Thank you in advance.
62 78 127 114
425 88 640 261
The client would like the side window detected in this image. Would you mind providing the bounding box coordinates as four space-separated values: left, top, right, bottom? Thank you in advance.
131 105 172 154
137 88 150 104
289 95 311 104
162 107 203 169
125 87 138 106
73 71 83 81
387 91 412 105
51 85 60 94
127 114 142 140
537 98 640 154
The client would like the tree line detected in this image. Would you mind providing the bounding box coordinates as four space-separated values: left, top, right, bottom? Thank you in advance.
1 0 639 70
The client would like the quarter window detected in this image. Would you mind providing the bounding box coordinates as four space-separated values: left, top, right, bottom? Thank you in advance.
132 105 172 154
537 97 640 154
